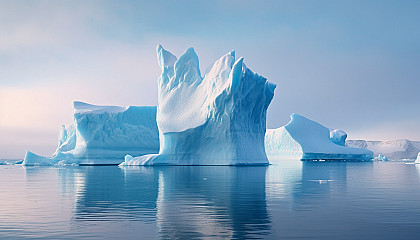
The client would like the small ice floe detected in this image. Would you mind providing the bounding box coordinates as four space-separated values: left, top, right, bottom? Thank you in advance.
309 179 334 184
373 154 388 161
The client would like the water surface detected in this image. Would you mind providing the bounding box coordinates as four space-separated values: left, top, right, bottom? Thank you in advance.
1 161 420 239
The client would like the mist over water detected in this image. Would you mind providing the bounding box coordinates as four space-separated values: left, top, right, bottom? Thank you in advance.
1 161 420 239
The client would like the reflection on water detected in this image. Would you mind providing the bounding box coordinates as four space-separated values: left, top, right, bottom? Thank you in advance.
153 166 270 239
1 161 420 239
74 167 159 222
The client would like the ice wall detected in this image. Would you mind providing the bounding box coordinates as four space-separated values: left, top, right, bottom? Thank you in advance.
265 114 373 161
122 45 276 165
23 102 159 165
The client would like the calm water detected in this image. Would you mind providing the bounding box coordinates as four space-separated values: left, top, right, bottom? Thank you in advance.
1 161 420 239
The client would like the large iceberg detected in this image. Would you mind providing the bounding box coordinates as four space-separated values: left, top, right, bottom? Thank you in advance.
23 102 159 165
122 45 276 165
265 114 373 161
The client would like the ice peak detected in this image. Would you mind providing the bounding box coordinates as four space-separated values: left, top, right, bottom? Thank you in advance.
229 57 244 92
229 50 235 58
156 44 177 70
204 50 236 86
289 113 313 123
174 47 202 83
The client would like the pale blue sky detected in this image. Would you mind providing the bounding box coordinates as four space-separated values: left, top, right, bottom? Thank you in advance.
0 0 419 158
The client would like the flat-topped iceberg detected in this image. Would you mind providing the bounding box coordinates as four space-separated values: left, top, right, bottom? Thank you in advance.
122 45 276 166
23 102 159 166
265 114 373 161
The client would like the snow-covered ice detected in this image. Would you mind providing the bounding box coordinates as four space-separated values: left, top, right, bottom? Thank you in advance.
122 45 275 166
265 114 373 161
23 102 159 165
346 139 420 160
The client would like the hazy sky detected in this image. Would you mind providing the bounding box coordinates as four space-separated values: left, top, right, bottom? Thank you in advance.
1 0 419 159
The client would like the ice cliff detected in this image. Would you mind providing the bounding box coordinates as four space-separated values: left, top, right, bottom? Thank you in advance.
122 45 276 165
23 102 159 165
265 114 373 161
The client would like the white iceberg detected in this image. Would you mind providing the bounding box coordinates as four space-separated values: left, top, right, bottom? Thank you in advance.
265 114 373 161
122 45 276 166
416 152 420 163
23 102 159 166
346 139 420 160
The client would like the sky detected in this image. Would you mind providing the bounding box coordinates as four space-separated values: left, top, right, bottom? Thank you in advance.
0 0 419 159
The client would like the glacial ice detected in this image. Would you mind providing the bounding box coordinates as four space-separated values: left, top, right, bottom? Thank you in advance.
122 45 276 166
346 139 420 160
416 152 420 163
329 129 347 146
23 102 159 166
265 114 374 161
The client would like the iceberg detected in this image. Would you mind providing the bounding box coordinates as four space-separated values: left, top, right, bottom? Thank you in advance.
346 139 420 160
416 152 420 164
122 45 276 166
265 114 373 161
23 102 159 166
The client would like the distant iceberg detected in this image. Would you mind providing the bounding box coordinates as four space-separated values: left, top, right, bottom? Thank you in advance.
265 114 373 161
346 139 420 160
122 45 276 166
416 152 420 163
373 154 389 161
23 102 159 166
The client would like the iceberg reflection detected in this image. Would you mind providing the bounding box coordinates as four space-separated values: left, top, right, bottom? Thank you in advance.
70 166 271 239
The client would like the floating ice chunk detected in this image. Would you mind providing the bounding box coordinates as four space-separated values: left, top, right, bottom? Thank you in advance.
23 151 56 166
265 114 373 161
119 154 134 166
416 152 420 164
373 154 389 161
123 46 275 166
23 102 159 166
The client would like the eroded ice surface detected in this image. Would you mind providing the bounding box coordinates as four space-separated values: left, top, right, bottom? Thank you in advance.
329 129 347 146
265 114 373 161
122 45 275 166
23 102 159 165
